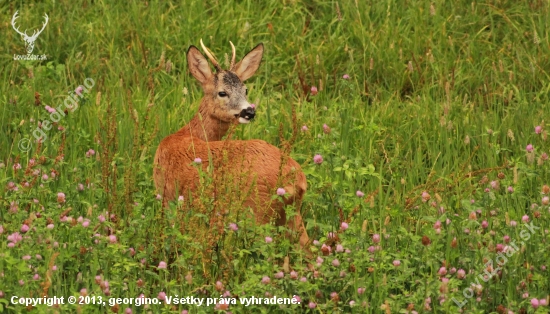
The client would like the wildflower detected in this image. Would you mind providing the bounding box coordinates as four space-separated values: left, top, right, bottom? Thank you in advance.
341 222 349 230
22 255 31 260
265 237 273 243
300 277 307 282
261 276 270 284
86 149 95 158
47 224 54 229
490 181 499 190
193 158 202 164
75 86 84 96
526 144 534 152
393 260 401 267
327 232 336 239
57 192 66 203
42 174 49 181
308 302 317 309
310 86 318 95
535 126 542 134
9 201 18 213
422 236 431 246
21 224 29 233
357 287 365 294
158 261 167 269
316 256 324 265
77 183 84 191
33 274 40 280
98 215 106 223
301 125 308 132
372 234 380 243
356 190 364 197
276 188 286 196
13 163 21 170
542 196 549 205
292 295 301 303
215 281 224 291
250 103 256 108
343 74 350 79
229 223 238 231
336 244 344 252
8 232 23 244
510 220 517 227
507 186 514 193
157 292 166 301
290 271 298 279
522 215 529 223
434 220 441 229
332 259 340 267
323 124 331 134
313 154 323 164
7 182 17 191
108 235 117 244
125 308 132 314
178 195 184 202
531 298 539 309
274 272 284 279
481 220 488 229
156 194 162 200
421 191 430 202
438 267 447 276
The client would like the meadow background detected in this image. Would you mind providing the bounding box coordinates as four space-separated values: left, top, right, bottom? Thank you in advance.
1 0 550 313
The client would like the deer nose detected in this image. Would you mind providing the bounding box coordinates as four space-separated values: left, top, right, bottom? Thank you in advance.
239 107 255 121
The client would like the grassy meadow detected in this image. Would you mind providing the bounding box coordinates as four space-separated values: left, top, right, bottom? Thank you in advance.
1 0 550 313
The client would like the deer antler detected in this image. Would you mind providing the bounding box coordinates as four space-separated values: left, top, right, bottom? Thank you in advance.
28 13 49 40
200 39 221 71
11 11 28 37
229 41 236 71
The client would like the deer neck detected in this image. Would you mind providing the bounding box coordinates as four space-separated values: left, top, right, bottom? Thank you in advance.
179 100 231 142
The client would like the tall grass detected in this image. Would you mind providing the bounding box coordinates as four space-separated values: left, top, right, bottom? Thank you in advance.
1 0 550 313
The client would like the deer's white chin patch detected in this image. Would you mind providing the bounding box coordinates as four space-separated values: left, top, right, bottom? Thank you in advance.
238 117 251 124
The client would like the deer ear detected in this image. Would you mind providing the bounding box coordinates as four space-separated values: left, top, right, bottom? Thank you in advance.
233 43 263 81
187 46 213 84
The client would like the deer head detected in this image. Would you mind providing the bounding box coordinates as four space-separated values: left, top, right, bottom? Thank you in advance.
187 40 264 125
11 11 49 54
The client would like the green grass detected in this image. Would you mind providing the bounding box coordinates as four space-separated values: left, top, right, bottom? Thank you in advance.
1 0 550 313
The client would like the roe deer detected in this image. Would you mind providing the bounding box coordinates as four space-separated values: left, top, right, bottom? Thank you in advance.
153 40 309 249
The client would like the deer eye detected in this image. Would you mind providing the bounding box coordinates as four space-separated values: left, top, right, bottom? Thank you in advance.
218 92 228 97
245 88 248 95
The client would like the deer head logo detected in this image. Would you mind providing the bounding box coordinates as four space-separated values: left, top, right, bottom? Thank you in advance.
11 11 49 54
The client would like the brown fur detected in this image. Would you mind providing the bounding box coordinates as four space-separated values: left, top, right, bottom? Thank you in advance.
153 42 309 248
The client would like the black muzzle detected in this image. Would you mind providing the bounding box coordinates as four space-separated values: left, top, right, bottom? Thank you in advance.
239 107 256 121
